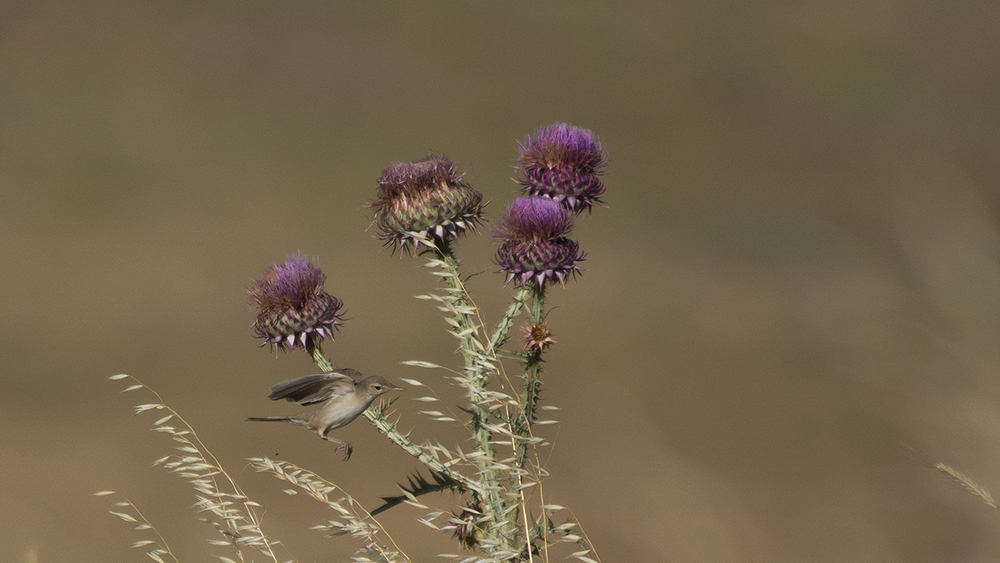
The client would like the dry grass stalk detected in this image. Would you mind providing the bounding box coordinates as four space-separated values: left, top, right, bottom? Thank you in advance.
936 462 999 509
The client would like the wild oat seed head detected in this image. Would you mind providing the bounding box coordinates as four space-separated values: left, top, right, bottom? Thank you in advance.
370 154 484 254
494 197 584 286
248 253 344 353
517 122 607 213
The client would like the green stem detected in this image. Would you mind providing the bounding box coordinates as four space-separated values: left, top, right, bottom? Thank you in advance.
521 282 546 430
361 408 486 496
510 282 546 447
432 245 507 533
487 286 532 354
508 282 546 534
306 341 335 372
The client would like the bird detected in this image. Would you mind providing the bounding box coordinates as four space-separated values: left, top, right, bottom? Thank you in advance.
247 368 402 461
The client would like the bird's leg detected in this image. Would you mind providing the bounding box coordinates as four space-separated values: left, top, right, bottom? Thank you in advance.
320 432 353 461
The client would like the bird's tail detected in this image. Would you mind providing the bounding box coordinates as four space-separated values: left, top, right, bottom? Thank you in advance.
246 416 306 427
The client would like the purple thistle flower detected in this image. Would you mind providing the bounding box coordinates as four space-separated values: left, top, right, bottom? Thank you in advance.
370 154 485 254
516 122 607 213
248 253 345 353
494 197 584 286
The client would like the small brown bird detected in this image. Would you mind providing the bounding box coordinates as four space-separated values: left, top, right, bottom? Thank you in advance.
247 368 402 460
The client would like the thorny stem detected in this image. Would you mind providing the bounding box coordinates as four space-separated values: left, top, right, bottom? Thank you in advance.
507 281 546 538
435 246 495 451
488 286 532 354
522 282 546 430
509 282 545 468
361 406 486 496
431 241 509 550
306 341 335 372
305 347 487 497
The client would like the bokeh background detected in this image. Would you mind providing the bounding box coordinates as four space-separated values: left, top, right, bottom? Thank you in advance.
3 1 1000 561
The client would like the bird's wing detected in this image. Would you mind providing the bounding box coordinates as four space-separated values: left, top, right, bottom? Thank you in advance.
338 367 365 383
267 372 356 405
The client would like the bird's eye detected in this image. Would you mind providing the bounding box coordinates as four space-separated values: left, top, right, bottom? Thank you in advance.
374 385 383 391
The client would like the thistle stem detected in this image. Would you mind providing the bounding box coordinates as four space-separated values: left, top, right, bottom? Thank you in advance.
433 248 494 447
430 240 512 555
305 342 485 497
508 281 546 535
488 286 532 354
305 341 335 372
510 282 546 459
521 282 546 430
361 408 486 496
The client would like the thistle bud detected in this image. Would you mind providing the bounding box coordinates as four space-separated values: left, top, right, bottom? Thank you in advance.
516 122 607 213
371 154 484 254
248 253 344 353
523 321 555 353
450 500 485 550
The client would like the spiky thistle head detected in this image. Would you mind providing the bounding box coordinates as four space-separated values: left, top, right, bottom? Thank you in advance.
370 154 485 254
450 499 485 550
523 321 555 353
494 196 584 286
248 253 344 353
516 122 607 213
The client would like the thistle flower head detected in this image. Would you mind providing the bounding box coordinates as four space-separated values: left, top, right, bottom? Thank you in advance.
494 194 574 242
494 197 584 286
371 154 484 254
248 253 344 353
523 321 555 353
517 122 607 213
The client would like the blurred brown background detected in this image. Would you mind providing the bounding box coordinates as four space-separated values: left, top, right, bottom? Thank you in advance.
3 1 1000 561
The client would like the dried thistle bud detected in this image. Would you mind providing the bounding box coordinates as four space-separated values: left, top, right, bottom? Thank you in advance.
494 197 584 286
517 122 607 213
248 253 344 353
523 321 555 353
450 500 485 550
371 154 484 254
